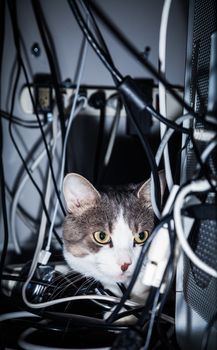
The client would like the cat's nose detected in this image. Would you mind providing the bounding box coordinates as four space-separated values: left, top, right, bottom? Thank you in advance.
121 262 131 272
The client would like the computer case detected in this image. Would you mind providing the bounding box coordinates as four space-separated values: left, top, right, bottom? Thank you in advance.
176 0 217 349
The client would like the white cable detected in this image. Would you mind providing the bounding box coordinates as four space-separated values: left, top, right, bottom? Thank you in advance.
200 137 217 163
21 293 138 310
159 0 174 191
150 113 193 218
35 115 59 266
104 98 121 166
103 97 121 167
45 35 88 252
0 311 39 322
173 179 217 278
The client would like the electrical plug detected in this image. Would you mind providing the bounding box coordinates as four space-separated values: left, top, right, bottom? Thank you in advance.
142 225 171 288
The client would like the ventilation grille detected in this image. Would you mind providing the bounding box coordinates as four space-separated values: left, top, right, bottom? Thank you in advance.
183 0 217 325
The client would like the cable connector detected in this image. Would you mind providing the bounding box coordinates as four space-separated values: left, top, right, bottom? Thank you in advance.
38 250 51 265
142 225 171 288
142 185 180 288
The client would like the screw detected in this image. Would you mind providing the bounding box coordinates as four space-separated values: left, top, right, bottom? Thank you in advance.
31 43 41 57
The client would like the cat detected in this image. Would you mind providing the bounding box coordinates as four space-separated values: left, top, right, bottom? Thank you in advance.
62 172 165 307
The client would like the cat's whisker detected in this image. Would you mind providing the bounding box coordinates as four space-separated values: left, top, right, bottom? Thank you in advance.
46 273 74 297
85 278 96 294
50 270 82 289
74 276 93 296
47 272 84 301
51 276 85 300
47 270 74 286
53 274 87 299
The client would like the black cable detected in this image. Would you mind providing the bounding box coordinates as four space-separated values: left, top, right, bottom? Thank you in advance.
89 90 106 185
31 0 66 143
86 0 196 117
67 0 123 84
110 307 144 323
79 0 115 67
43 311 127 331
143 288 161 350
7 0 66 216
146 105 190 134
136 287 158 328
140 222 176 350
0 110 46 128
1 274 59 289
124 103 162 215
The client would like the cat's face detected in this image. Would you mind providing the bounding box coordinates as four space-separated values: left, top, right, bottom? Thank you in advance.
62 174 163 287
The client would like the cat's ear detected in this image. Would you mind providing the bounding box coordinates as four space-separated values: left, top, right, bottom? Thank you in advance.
63 173 101 213
137 170 166 203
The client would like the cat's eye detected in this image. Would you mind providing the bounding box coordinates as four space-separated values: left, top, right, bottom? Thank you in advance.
134 230 149 245
93 231 111 245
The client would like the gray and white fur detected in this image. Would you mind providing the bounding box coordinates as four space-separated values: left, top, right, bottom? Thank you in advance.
62 172 165 303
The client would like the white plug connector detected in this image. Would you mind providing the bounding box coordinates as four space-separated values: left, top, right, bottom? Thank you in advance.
142 185 180 289
38 250 51 265
142 225 170 288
